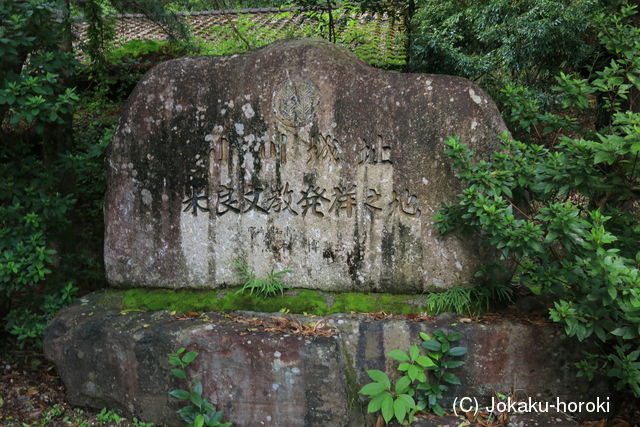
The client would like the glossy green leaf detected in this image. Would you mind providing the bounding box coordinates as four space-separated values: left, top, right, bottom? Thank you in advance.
416 355 435 367
367 370 390 389
388 349 410 362
443 360 465 369
422 340 441 352
398 393 416 410
398 362 412 372
395 375 411 394
448 347 468 357
419 332 431 341
367 392 389 413
409 344 420 361
359 382 388 396
381 393 394 423
182 351 198 365
407 364 421 382
393 397 407 423
169 389 190 400
171 368 187 380
190 391 203 407
193 380 203 396
442 372 461 385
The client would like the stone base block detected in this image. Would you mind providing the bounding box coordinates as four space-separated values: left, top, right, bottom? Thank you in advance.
44 292 610 426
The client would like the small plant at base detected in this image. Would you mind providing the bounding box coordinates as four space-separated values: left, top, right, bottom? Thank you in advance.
62 408 89 426
131 418 154 427
427 283 512 315
416 330 467 415
358 369 416 424
233 259 290 298
359 329 467 422
168 348 231 427
41 403 64 424
96 408 125 425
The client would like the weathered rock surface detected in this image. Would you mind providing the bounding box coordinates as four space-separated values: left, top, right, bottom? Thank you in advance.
105 38 508 292
44 293 609 426
506 412 579 427
44 293 355 426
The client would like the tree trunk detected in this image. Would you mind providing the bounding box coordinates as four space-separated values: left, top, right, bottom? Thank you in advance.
403 0 415 70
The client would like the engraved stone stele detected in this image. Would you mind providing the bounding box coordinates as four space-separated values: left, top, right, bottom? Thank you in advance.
105 38 509 292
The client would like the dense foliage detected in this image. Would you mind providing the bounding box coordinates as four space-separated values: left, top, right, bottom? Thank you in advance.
0 0 120 348
0 0 80 347
435 4 640 397
410 0 604 93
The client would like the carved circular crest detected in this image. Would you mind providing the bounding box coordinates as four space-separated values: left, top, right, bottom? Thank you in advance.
272 79 320 127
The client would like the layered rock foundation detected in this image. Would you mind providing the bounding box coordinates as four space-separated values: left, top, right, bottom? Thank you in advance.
45 293 608 425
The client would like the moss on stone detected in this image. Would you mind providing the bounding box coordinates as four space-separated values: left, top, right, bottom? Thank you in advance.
117 288 429 315
342 346 364 417
332 292 426 314
120 288 217 312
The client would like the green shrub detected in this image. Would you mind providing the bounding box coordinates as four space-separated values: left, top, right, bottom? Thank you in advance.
0 0 104 348
0 96 114 347
434 3 640 397
0 138 79 347
0 119 83 346
0 0 79 133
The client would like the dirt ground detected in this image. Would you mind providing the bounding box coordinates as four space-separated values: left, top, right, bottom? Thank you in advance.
0 349 149 426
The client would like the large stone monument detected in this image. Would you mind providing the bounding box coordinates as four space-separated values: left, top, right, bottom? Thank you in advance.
45 40 608 426
105 38 507 291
